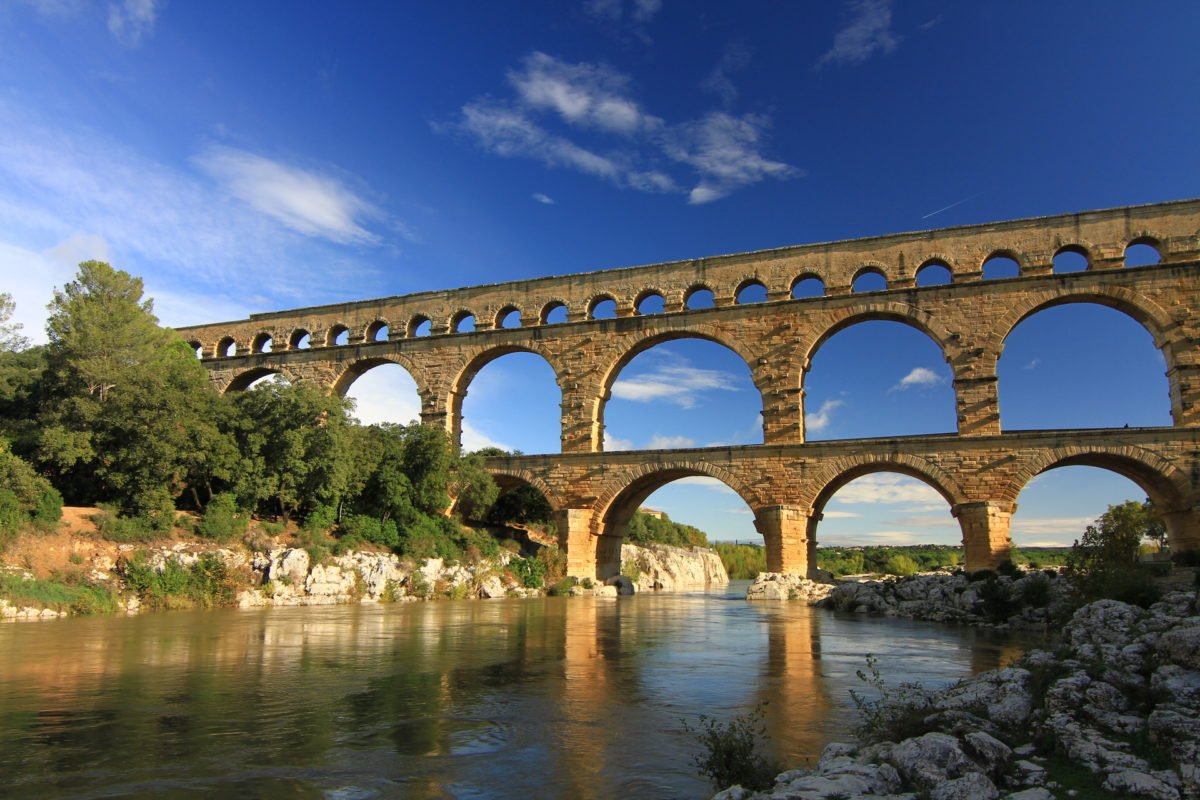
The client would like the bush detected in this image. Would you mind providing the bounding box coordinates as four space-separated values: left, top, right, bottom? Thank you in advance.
34 488 63 529
197 493 248 543
92 507 170 543
1019 573 1053 609
303 504 338 534
0 488 23 538
0 573 119 615
850 655 935 744
978 575 1018 622
996 559 1022 578
121 552 238 609
714 543 766 579
1068 501 1166 608
339 514 400 549
682 704 782 791
620 559 642 584
510 556 547 588
882 554 919 577
547 576 578 596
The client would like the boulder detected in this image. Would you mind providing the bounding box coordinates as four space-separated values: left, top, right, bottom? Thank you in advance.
929 772 998 800
605 575 635 595
620 542 728 592
887 732 979 791
1156 624 1200 670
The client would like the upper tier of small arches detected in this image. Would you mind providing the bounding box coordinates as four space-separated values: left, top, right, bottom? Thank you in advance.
185 233 1187 359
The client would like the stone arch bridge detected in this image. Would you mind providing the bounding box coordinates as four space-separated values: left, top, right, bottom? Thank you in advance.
176 199 1200 578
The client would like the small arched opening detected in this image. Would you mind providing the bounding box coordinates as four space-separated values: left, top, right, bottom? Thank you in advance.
684 285 715 310
188 340 203 359
735 279 768 304
217 337 237 358
252 332 274 354
791 274 825 299
541 301 568 325
365 320 390 342
851 267 887 293
588 296 617 320
915 260 952 287
1052 245 1090 274
982 252 1021 280
452 311 476 334
496 306 522 329
635 290 665 315
327 324 350 346
1124 239 1162 267
408 316 432 337
289 329 312 350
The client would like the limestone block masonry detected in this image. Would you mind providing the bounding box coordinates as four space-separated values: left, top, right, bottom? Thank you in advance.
176 199 1200 579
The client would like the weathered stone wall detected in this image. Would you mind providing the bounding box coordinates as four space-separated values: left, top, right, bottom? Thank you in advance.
174 199 1200 578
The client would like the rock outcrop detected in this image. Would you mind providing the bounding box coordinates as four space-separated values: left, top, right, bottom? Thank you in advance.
746 573 836 602
714 591 1200 800
621 542 729 592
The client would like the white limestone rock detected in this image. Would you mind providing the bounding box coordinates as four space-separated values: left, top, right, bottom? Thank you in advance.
746 573 835 602
621 542 728 592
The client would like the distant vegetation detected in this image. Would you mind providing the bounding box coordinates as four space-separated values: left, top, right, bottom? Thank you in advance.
626 511 708 548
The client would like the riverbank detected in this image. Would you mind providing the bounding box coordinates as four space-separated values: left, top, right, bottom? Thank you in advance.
716 590 1200 800
0 522 728 621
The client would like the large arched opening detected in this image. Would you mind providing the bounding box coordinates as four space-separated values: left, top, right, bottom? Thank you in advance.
452 347 561 454
997 301 1170 430
468 472 558 554
594 468 757 578
225 367 290 393
600 335 763 452
336 359 423 427
802 317 954 440
1007 452 1183 563
808 464 961 576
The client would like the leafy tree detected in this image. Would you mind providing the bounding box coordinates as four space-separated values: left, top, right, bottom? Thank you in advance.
1066 499 1163 607
627 510 708 547
37 261 233 521
449 450 498 518
0 292 29 353
486 483 554 526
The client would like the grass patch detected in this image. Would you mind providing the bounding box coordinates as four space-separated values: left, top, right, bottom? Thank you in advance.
0 573 119 615
121 552 239 610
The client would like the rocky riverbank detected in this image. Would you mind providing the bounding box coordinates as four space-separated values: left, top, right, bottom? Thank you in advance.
746 569 1076 629
1 537 729 620
715 591 1200 800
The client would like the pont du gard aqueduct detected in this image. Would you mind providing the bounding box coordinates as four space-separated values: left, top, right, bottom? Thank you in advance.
175 198 1200 580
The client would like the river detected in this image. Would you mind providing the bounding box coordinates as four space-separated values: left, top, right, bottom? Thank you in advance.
0 581 1035 799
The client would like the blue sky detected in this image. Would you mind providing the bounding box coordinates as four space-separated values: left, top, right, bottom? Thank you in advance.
1 0 1196 546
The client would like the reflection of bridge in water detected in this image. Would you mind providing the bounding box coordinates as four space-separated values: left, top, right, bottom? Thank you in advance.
177 199 1200 577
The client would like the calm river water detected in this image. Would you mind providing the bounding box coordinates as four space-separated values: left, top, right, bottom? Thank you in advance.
0 582 1033 799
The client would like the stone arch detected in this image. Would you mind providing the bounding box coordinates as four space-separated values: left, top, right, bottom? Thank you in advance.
487 468 564 513
224 366 286 393
540 299 568 324
791 272 826 298
495 304 522 328
981 249 1023 279
985 285 1179 372
331 353 429 400
216 336 238 358
1125 235 1164 266
590 460 760 537
1001 444 1188 511
634 287 667 314
1052 242 1093 271
251 332 274 354
804 452 969 513
364 319 390 342
449 309 476 333
734 277 769 304
915 256 954 286
800 301 957 370
595 328 765 451
407 314 432 337
586 293 618 320
683 283 716 309
851 263 889 292
289 328 312 350
447 343 565 450
326 323 351 346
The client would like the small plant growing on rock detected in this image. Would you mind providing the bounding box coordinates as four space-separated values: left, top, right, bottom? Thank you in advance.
682 703 781 791
850 654 934 744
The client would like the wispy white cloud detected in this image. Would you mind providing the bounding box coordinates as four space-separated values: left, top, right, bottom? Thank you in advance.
829 473 943 506
448 52 796 204
195 146 383 245
1024 358 1040 370
664 112 799 204
611 360 739 408
647 433 695 449
805 399 843 433
509 52 659 135
604 432 635 451
672 476 738 494
890 366 946 392
107 0 161 47
701 41 751 107
532 192 556 205
821 510 860 519
584 0 661 24
817 0 900 68
1011 516 1093 539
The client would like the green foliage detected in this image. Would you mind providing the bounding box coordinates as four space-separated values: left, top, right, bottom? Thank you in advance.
882 554 919 577
714 543 767 579
0 573 119 615
450 451 499 519
1067 500 1163 608
303 504 337 534
339 514 401 549
121 552 238 609
485 483 554 527
0 442 61 541
620 559 642 584
0 291 29 353
818 548 865 576
627 510 708 547
1019 572 1053 608
682 704 782 791
978 575 1018 621
509 556 547 588
91 506 171 543
37 261 233 517
850 655 935 745
547 576 578 596
196 493 249 543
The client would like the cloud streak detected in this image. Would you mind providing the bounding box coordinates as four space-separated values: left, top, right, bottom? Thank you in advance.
611 361 740 408
890 366 946 392
818 0 900 67
805 399 843 433
107 0 161 47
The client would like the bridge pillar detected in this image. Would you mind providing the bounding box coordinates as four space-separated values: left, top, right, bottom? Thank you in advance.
560 383 599 453
1161 507 1200 554
954 501 1014 572
1168 364 1200 427
954 374 1001 436
555 508 599 579
754 505 811 576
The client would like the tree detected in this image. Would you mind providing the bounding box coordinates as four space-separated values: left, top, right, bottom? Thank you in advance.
1066 499 1163 607
0 292 29 353
37 261 232 521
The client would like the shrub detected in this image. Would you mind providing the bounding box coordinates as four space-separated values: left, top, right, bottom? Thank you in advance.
303 504 338 534
121 552 238 609
620 559 642 584
547 576 578 596
0 573 119 615
1068 501 1165 608
996 559 1022 578
34 488 63 529
510 556 547 588
882 554 919 577
92 507 169 543
714 543 766 579
850 655 935 744
536 545 567 582
339 514 400 549
682 704 782 791
197 493 249 543
978 576 1018 622
1018 573 1053 609
0 489 23 538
